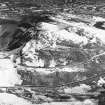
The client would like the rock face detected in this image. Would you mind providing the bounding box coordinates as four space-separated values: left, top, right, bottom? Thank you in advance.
0 22 34 52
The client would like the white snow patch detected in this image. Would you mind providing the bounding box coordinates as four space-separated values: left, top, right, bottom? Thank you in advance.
49 59 56 67
37 22 90 47
25 58 44 67
93 16 105 22
0 59 22 87
83 99 96 105
39 15 105 47
64 84 91 94
35 68 54 74
34 65 85 74
37 22 61 31
56 30 88 45
40 101 96 105
97 77 105 86
0 92 96 105
0 93 32 105
67 22 105 44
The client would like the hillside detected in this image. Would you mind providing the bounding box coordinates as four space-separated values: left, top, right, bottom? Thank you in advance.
0 0 105 105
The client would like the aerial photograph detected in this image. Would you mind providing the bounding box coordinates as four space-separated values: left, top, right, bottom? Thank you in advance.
0 0 105 105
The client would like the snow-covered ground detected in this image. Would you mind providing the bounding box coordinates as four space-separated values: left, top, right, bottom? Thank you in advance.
0 13 105 105
0 93 97 105
64 84 91 94
0 93 32 105
0 58 22 87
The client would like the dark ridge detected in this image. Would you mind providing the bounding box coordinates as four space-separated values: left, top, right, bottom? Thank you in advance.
20 11 56 25
0 18 19 25
0 12 56 52
6 30 32 51
94 21 105 30
18 23 33 28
